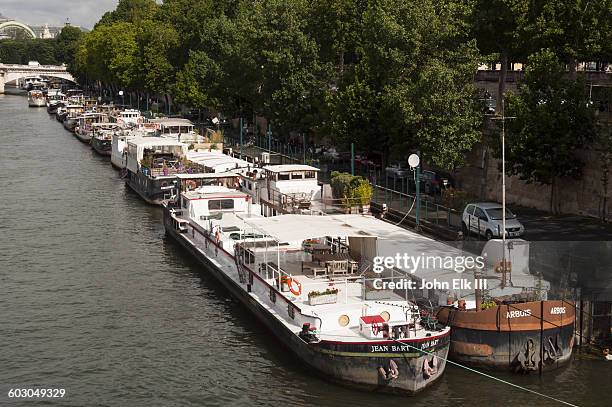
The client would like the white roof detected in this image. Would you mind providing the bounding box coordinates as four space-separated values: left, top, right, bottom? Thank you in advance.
263 164 319 173
150 118 194 126
174 172 238 179
242 214 378 242
128 136 186 147
242 214 540 300
187 151 251 171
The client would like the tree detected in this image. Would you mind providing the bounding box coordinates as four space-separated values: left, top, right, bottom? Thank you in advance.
470 0 530 114
97 0 159 26
55 25 83 70
526 0 612 73
503 49 598 213
328 0 482 169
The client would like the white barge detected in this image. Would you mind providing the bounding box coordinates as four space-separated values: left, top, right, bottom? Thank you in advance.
162 182 450 394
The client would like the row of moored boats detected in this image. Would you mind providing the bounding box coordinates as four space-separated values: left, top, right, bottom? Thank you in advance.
32 89 576 395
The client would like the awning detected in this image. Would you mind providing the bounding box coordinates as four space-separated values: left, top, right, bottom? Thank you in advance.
241 214 378 242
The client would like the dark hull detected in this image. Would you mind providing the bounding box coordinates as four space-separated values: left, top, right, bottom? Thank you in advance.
64 119 78 132
437 303 575 373
74 131 91 143
91 137 111 156
163 209 450 394
125 171 175 205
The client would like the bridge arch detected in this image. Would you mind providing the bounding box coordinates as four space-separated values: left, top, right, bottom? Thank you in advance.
3 72 77 85
0 21 36 39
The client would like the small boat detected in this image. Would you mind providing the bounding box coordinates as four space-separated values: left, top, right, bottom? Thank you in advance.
91 123 121 156
110 123 157 169
74 112 108 142
114 109 144 127
62 104 85 131
430 239 575 373
123 136 191 204
28 90 46 107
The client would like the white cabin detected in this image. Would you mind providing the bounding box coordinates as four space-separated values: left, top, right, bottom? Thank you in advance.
263 164 320 197
116 109 143 126
150 118 200 143
125 137 188 175
180 185 253 222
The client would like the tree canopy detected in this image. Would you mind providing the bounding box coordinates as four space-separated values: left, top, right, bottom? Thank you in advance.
67 0 610 172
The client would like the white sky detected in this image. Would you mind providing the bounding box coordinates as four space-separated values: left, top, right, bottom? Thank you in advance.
1 0 120 29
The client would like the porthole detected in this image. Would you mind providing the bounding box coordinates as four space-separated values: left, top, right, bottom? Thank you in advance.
338 314 350 327
380 311 390 322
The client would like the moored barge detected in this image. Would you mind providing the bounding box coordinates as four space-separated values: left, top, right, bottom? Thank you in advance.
163 185 451 394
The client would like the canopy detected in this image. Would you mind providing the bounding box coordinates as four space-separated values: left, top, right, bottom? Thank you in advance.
242 214 379 242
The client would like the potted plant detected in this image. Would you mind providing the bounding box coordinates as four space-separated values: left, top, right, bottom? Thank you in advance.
308 288 339 305
353 180 373 214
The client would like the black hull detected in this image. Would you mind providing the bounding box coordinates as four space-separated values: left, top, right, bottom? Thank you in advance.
74 132 91 143
91 138 112 156
124 171 176 205
448 323 574 373
162 209 450 394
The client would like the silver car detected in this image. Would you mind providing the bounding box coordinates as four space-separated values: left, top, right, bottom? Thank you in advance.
462 202 524 240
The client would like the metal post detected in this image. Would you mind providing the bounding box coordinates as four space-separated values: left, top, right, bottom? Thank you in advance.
502 114 507 282
302 133 306 164
351 143 355 175
416 155 421 230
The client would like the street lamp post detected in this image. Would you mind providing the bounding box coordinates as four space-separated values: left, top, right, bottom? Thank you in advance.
491 113 515 287
118 90 124 107
408 153 421 230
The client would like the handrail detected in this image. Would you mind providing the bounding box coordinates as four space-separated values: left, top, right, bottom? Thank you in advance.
189 220 303 313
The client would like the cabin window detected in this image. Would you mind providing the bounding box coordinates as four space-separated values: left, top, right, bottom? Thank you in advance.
277 173 290 181
208 199 234 210
291 172 303 180
304 171 316 179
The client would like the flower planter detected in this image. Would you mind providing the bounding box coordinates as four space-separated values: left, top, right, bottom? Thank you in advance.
308 293 338 306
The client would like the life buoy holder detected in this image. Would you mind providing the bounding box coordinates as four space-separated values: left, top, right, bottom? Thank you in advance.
288 277 302 296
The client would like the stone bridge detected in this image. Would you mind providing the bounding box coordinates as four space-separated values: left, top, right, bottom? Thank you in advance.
0 63 77 93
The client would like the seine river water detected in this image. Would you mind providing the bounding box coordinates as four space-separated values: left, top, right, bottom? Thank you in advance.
0 94 608 406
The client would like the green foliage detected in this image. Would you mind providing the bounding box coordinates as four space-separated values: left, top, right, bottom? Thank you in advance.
55 26 83 70
502 49 597 186
69 0 610 187
0 38 59 65
327 0 482 169
330 171 372 205
308 288 339 298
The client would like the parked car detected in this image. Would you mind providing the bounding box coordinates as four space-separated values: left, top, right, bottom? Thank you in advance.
462 202 524 240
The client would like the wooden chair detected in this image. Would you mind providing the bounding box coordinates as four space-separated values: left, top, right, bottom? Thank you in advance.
327 260 349 277
302 261 327 278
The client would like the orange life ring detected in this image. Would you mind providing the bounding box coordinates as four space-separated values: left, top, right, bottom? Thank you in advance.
137 117 143 124
288 277 302 296
372 323 380 336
